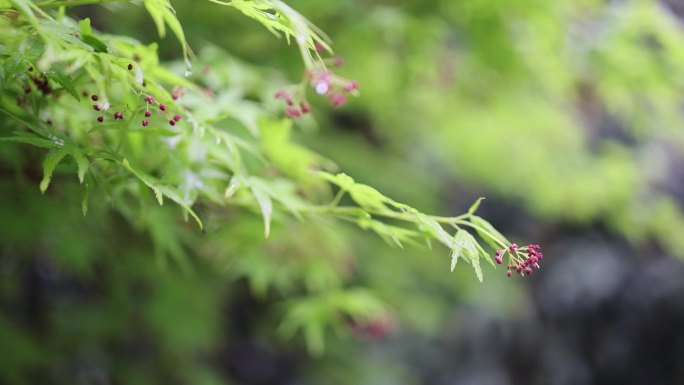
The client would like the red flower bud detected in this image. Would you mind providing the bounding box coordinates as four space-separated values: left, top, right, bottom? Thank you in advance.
328 93 347 107
345 81 359 91
285 108 302 118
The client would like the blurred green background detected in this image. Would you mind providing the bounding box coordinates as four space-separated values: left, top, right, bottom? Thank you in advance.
3 0 684 384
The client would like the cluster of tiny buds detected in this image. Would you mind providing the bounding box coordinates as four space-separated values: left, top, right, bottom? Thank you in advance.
30 73 52 95
274 89 312 118
91 94 123 123
494 243 544 278
308 69 358 108
273 72 358 118
90 85 185 126
273 43 359 118
141 95 181 127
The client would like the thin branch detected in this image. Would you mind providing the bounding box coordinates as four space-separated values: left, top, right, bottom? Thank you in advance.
297 205 468 225
454 219 508 248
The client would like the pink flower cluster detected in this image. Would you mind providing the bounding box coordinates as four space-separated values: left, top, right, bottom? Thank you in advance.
495 243 544 277
307 69 358 107
274 44 359 118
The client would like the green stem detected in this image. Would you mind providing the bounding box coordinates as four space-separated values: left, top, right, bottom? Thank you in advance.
454 219 508 249
225 195 469 227
37 0 130 8
298 205 467 225
328 188 345 207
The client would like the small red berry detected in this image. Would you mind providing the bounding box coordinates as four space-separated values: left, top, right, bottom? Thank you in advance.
300 101 311 114
159 104 166 111
506 271 513 277
93 104 101 111
144 111 151 117
127 63 133 70
142 120 149 127
173 114 181 122
169 119 176 126
495 256 503 265
97 116 104 122
91 95 99 101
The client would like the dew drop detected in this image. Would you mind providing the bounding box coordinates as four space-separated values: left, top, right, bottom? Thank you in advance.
48 135 65 146
162 135 182 149
135 69 144 85
315 81 329 95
